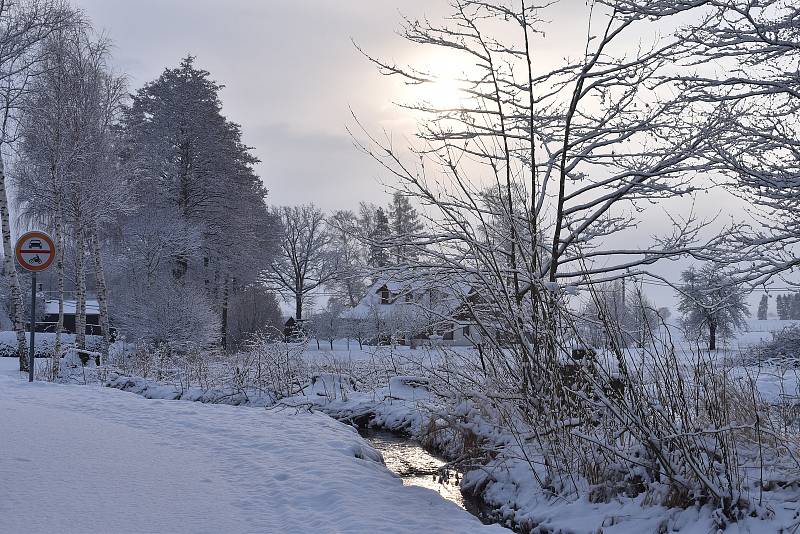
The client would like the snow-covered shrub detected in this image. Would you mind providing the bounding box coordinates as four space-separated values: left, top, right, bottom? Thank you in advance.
235 331 310 400
0 331 103 359
745 324 800 367
116 282 220 355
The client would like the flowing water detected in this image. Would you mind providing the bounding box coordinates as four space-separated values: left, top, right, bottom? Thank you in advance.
359 428 486 519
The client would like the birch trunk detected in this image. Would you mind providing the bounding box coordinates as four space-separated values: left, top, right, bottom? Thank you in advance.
51 204 65 380
89 229 110 360
0 155 27 370
74 224 86 350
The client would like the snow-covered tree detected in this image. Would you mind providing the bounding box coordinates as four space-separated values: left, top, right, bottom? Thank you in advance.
119 56 275 346
364 204 390 270
16 24 127 362
388 191 423 265
677 264 750 350
311 299 345 350
757 294 768 321
264 204 337 322
327 210 367 307
0 0 75 370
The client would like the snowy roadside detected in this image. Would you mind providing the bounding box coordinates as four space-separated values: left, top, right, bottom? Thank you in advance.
0 359 503 534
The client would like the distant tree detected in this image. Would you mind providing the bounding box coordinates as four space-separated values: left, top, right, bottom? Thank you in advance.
366 206 390 269
327 210 367 307
677 265 750 350
757 294 769 321
312 299 345 350
791 293 800 321
264 205 337 322
227 285 284 349
388 191 423 264
777 295 789 320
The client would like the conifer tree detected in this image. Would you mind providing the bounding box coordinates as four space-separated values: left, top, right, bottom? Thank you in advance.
120 56 275 347
777 295 789 320
757 294 768 321
367 206 391 269
388 191 423 265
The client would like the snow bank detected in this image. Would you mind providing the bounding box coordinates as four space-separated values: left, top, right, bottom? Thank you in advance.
0 359 501 533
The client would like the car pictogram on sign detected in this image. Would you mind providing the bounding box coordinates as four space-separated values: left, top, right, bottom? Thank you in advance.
15 231 56 272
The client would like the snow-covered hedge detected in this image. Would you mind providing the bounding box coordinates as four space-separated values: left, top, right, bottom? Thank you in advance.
0 331 104 359
744 324 800 367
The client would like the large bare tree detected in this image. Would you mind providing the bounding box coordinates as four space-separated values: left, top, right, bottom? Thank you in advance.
264 204 337 323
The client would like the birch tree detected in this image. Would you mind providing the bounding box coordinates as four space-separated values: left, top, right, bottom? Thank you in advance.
16 25 126 360
0 0 75 370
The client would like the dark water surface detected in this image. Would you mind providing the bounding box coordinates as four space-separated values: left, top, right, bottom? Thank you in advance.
358 428 486 519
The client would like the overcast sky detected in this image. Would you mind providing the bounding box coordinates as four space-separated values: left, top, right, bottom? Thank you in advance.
72 1 781 309
74 1 599 210
74 0 461 211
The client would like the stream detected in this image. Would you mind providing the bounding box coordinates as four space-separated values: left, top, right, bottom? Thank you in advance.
358 428 492 523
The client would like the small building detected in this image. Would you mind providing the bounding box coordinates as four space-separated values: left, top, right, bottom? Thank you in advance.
342 279 487 347
38 299 102 335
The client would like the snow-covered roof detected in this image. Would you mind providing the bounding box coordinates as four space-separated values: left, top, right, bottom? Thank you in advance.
44 299 99 316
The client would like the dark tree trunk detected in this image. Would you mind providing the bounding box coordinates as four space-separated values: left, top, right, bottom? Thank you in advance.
221 278 229 349
295 294 302 322
709 320 716 351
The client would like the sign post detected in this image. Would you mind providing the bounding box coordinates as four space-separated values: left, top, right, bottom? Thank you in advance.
15 231 56 382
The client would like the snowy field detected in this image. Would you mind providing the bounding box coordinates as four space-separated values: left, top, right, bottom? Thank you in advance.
0 359 503 534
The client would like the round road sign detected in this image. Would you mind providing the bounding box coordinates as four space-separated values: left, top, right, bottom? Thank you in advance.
15 231 56 272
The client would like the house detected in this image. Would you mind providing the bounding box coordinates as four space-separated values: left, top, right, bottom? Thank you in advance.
38 299 102 335
342 279 486 347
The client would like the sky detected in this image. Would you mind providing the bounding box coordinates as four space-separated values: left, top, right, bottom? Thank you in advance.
74 0 594 212
75 0 456 211
71 0 785 312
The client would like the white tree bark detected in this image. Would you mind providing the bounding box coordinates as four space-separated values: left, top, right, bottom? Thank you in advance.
51 202 65 380
0 155 28 371
74 224 86 350
89 229 110 360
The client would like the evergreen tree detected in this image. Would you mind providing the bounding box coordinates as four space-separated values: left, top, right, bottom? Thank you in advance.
367 206 391 269
120 56 275 347
777 295 789 320
757 294 769 320
388 191 423 264
791 293 800 320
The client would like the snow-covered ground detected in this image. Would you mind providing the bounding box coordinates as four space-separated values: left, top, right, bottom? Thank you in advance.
0 358 503 534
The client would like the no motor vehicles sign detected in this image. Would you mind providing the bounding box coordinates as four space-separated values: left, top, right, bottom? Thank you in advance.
15 230 56 382
15 231 55 272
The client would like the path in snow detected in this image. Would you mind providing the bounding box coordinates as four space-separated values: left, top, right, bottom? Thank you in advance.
0 359 504 534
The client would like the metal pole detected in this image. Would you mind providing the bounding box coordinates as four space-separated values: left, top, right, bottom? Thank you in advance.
28 272 36 382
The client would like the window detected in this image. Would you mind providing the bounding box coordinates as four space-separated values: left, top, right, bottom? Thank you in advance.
463 325 470 337
443 325 454 341
405 292 413 303
379 286 390 305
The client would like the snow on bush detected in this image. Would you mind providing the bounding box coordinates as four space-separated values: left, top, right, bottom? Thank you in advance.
745 324 800 367
0 331 103 359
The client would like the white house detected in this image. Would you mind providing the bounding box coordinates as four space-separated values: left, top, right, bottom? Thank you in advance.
342 279 485 347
